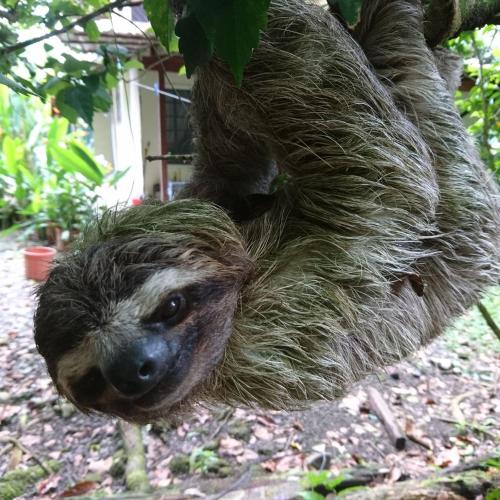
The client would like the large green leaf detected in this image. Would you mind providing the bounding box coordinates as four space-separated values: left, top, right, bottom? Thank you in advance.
176 13 214 78
62 54 94 75
49 144 103 185
328 0 363 27
69 141 105 179
144 0 175 50
56 85 94 126
189 0 271 85
0 73 37 96
2 135 19 172
47 117 69 146
84 19 101 42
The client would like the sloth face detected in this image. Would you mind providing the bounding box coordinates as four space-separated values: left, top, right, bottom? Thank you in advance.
34 204 251 422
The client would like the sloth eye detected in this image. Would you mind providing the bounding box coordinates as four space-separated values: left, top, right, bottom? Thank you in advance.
146 293 187 325
164 296 181 318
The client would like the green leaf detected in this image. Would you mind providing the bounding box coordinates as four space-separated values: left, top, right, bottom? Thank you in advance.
62 54 93 75
69 141 105 181
328 0 362 27
104 72 118 89
2 135 19 171
92 85 112 112
0 73 37 96
84 19 101 42
49 144 103 185
0 223 22 237
56 85 94 126
175 13 214 78
42 77 71 96
107 167 130 186
123 59 144 70
144 0 175 50
83 74 100 92
189 0 271 85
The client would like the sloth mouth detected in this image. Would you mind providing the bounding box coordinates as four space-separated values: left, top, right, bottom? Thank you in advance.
132 372 181 410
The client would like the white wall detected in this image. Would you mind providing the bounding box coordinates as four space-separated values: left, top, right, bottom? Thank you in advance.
93 68 195 203
93 68 144 206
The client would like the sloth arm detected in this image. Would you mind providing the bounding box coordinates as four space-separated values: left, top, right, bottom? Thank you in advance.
176 76 277 222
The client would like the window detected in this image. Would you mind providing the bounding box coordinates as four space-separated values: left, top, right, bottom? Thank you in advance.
165 89 193 155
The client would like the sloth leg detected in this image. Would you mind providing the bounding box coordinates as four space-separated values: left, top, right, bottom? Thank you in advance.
355 0 499 313
178 75 277 222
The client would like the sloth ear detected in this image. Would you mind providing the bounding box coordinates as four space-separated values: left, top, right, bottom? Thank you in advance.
230 193 276 223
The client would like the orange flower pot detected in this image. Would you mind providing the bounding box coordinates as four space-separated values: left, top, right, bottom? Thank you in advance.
23 246 57 282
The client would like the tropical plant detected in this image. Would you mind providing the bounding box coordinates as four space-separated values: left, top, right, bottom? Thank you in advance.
0 85 124 239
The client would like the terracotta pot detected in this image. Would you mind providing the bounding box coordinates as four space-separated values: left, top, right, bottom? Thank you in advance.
23 246 57 281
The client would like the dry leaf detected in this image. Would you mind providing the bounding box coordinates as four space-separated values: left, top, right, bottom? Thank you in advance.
36 474 60 495
60 481 99 498
261 459 277 472
253 425 274 441
236 448 259 463
219 437 244 456
434 447 461 468
87 457 113 474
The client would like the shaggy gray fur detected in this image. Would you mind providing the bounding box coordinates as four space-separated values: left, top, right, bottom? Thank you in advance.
34 0 499 418
190 0 500 408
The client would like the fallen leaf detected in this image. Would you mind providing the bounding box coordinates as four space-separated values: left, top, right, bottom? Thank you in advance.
236 448 259 463
275 453 304 471
60 481 99 498
219 437 244 456
434 447 461 468
261 459 277 472
36 474 60 495
253 425 274 441
87 457 113 474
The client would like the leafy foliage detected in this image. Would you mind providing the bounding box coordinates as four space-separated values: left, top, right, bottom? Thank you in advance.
0 0 144 126
0 85 122 237
448 26 500 177
148 0 271 85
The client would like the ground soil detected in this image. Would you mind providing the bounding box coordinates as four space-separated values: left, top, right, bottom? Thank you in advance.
0 235 498 498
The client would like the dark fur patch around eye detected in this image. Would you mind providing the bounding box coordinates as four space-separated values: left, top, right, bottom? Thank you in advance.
144 293 188 326
71 367 106 405
142 282 230 327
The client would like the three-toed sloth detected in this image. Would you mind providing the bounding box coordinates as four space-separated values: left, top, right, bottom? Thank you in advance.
35 0 499 423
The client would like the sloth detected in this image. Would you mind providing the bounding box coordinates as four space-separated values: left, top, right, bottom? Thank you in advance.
34 0 499 423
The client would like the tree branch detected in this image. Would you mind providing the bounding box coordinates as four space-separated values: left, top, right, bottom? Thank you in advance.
424 0 500 45
0 0 143 56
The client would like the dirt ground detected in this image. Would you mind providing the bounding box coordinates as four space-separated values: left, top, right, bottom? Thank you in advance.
0 235 498 499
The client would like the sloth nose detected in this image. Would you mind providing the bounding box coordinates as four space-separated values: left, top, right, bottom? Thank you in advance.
103 336 172 398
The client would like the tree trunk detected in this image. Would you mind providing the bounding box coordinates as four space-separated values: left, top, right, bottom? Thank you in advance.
424 0 500 45
335 0 500 44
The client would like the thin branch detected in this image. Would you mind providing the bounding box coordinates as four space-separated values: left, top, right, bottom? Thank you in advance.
0 0 143 56
478 301 500 341
0 436 51 474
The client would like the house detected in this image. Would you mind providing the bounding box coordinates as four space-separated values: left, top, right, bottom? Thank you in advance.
65 4 195 206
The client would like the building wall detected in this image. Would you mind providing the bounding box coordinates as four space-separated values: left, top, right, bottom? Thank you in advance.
93 67 195 203
93 68 144 205
139 70 194 199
